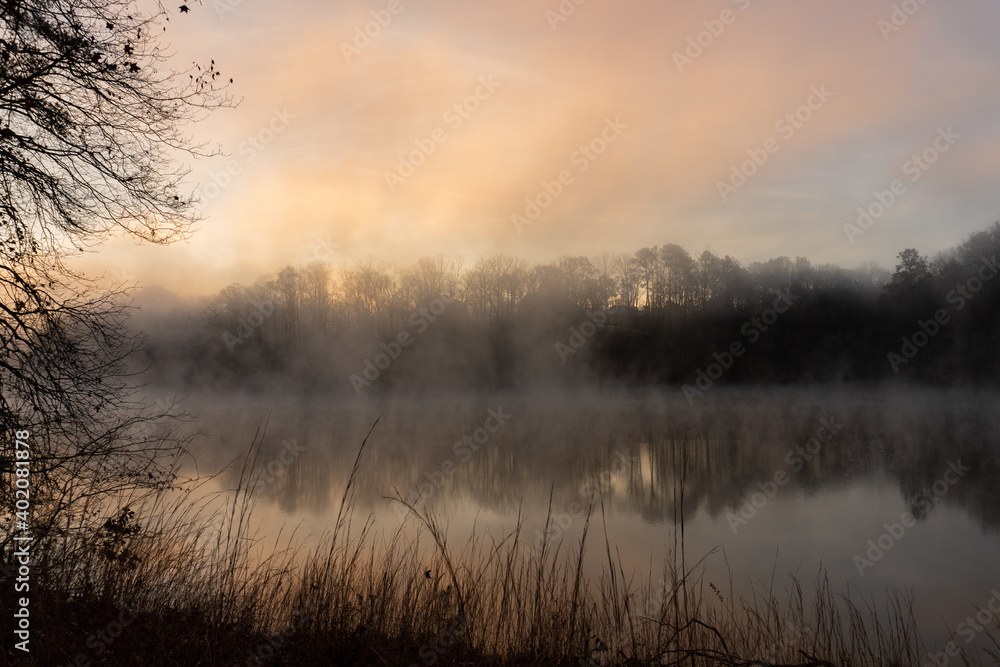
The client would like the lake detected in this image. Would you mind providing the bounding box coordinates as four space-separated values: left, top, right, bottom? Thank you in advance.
161 385 1000 659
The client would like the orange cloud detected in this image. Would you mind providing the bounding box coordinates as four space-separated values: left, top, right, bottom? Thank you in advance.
75 0 1000 294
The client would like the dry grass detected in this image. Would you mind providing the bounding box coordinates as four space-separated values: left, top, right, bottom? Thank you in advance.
10 423 1000 666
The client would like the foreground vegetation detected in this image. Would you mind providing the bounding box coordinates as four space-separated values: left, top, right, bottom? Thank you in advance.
6 427 999 667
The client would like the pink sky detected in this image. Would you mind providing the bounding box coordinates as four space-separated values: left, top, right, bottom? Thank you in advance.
78 0 1000 295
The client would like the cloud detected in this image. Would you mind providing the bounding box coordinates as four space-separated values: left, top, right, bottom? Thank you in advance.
76 0 1000 293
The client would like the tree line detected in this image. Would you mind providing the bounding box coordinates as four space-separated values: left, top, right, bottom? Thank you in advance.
143 222 1000 392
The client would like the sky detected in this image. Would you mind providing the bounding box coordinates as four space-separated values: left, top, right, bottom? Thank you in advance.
78 0 1000 295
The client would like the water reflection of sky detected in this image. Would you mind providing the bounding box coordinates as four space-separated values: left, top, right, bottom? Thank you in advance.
175 386 1000 657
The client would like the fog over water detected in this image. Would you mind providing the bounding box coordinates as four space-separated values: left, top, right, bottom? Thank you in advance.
153 384 1000 652
120 223 1000 659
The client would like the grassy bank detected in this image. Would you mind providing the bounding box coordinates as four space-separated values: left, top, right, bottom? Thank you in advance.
5 428 997 666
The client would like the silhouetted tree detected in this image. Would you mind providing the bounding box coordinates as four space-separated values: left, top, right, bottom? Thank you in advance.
341 259 396 335
590 252 618 311
634 246 659 311
881 248 932 302
614 253 641 312
181 221 1000 391
558 256 599 309
1 0 227 542
852 260 891 297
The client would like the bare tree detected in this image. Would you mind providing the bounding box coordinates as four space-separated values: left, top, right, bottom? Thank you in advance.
340 259 397 335
464 254 527 322
400 256 460 308
850 260 890 297
660 243 695 311
1 0 228 542
299 261 332 340
634 246 659 312
614 253 641 311
591 252 618 311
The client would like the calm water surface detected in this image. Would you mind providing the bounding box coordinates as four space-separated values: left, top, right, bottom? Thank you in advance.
166 386 1000 655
